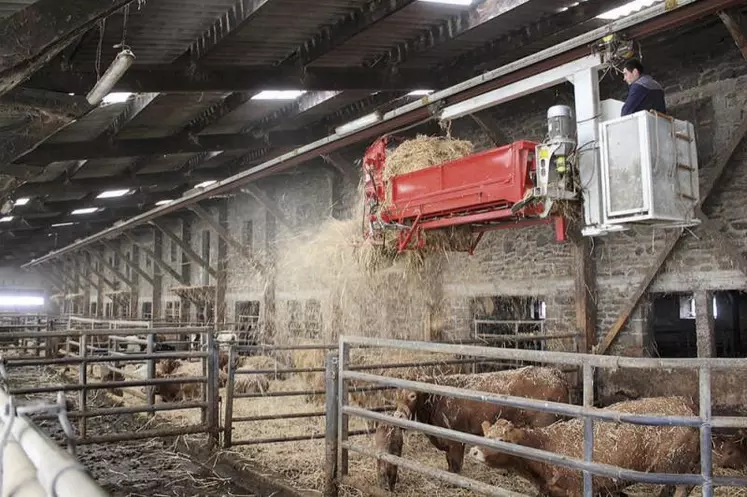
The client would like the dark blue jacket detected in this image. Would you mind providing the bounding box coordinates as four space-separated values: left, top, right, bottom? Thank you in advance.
621 74 666 116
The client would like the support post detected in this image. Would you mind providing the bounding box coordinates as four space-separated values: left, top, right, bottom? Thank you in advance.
215 201 228 326
261 210 277 341
179 219 192 325
699 366 713 497
223 346 237 448
78 333 87 439
582 363 594 497
146 332 155 413
695 290 715 358
123 231 186 285
572 226 597 353
337 341 350 478
206 328 220 448
325 351 340 497
152 230 164 322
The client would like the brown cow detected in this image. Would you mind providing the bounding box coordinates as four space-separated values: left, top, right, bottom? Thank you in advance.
393 366 570 476
469 396 699 497
374 410 406 491
154 376 202 402
714 433 747 469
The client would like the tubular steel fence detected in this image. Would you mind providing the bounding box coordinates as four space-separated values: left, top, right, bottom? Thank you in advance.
329 336 747 497
0 325 219 446
0 364 110 497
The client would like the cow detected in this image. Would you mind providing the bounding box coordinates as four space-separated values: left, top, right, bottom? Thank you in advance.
154 378 201 402
714 433 747 469
392 366 570 477
468 396 699 497
374 410 406 491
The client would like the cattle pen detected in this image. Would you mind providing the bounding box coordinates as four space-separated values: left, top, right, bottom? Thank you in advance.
1 320 746 497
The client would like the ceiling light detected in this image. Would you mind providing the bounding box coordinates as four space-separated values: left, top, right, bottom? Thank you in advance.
13 197 30 206
0 216 13 223
97 189 132 199
101 92 134 105
51 222 75 227
251 90 306 100
71 208 99 215
408 90 434 96
156 200 174 206
194 180 217 189
335 112 383 136
418 0 473 5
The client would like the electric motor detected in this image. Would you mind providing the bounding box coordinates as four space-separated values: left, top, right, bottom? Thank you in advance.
547 105 574 143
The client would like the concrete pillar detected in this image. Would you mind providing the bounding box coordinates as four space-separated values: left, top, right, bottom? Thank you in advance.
695 290 716 357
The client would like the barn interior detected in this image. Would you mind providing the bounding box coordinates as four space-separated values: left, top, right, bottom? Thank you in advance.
0 0 746 496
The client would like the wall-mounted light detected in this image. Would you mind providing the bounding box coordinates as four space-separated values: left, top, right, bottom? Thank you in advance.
0 216 13 223
13 197 30 206
335 111 383 136
51 222 76 227
86 49 136 106
408 90 434 96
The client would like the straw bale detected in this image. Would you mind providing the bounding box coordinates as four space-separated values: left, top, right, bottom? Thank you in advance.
238 355 288 380
234 375 269 395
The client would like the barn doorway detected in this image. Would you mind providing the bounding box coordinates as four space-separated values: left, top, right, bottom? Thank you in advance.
651 291 747 358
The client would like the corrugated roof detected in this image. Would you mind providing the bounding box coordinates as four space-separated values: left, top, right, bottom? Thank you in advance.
308 1 471 67
44 105 125 144
72 158 134 179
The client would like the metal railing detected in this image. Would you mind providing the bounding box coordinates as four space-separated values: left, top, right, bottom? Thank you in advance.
328 336 747 497
0 366 110 497
222 343 482 448
1 326 219 446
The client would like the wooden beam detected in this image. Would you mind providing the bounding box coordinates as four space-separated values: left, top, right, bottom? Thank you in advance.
95 92 160 142
694 290 715 357
86 248 135 289
152 220 217 279
72 256 101 293
34 267 64 293
571 227 597 352
78 255 116 290
101 240 154 285
0 0 136 96
597 114 747 354
696 207 747 277
122 232 186 285
240 186 292 230
718 8 747 60
189 204 266 275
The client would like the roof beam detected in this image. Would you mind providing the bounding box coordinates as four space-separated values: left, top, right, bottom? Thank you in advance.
122 231 186 285
96 93 160 142
101 240 154 285
152 220 217 278
382 0 534 67
189 203 266 275
718 8 747 60
596 114 747 355
78 255 115 290
87 247 135 288
13 172 215 197
289 0 416 66
28 65 435 93
179 0 273 62
0 0 136 97
16 130 308 164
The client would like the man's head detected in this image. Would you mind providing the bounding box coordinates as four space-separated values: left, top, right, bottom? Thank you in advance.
622 59 644 85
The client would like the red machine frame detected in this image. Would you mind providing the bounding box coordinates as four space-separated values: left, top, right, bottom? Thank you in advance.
363 136 566 253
